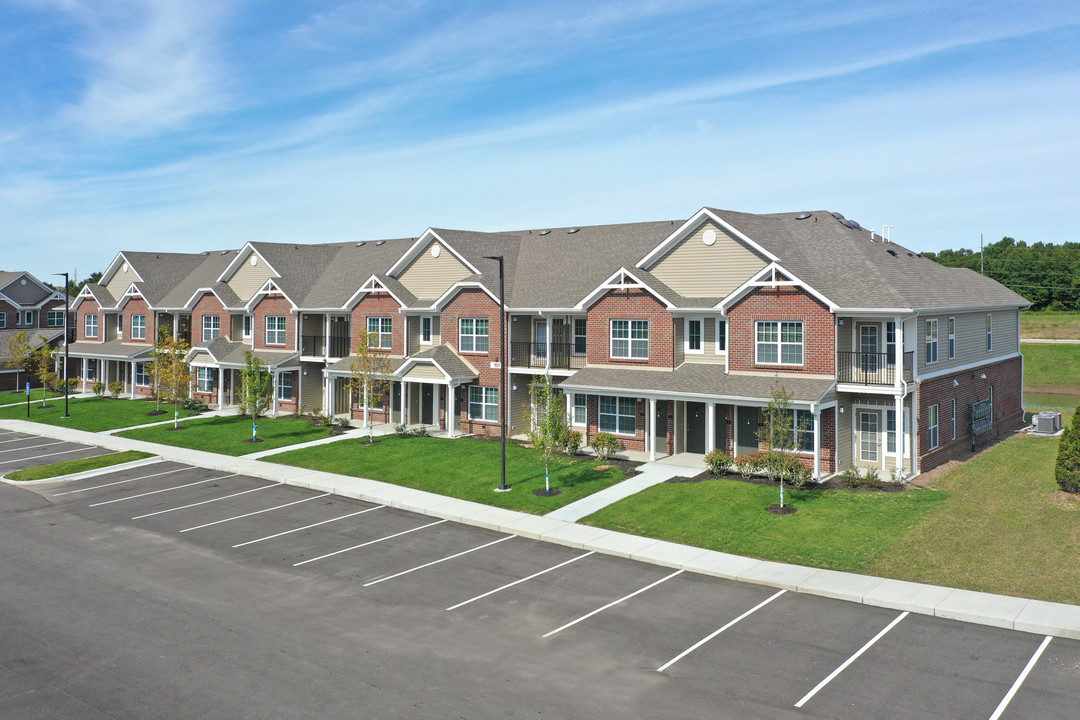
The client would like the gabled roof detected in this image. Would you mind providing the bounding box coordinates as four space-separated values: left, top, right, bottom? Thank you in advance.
0 271 55 306
186 338 299 368
395 345 478 382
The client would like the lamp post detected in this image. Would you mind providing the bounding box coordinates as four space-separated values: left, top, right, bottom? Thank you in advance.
483 255 509 492
52 272 71 419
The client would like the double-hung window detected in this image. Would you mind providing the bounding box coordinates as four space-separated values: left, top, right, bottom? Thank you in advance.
928 405 939 450
243 315 252 339
266 316 286 345
203 315 220 342
886 409 897 454
277 373 293 401
952 398 957 441
116 314 123 335
986 313 993 351
716 319 727 353
85 314 99 338
420 316 432 345
134 362 150 387
47 310 64 327
21 310 35 326
756 321 803 365
885 322 896 364
611 320 648 359
925 319 938 364
0 313 6 328
196 367 215 393
571 393 587 426
368 317 392 349
573 318 587 355
459 318 489 352
948 317 955 359
686 318 703 354
599 396 636 435
131 314 146 340
779 409 815 451
468 386 499 421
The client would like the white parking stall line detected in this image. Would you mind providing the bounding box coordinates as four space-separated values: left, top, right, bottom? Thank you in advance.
232 506 384 548
180 493 331 533
87 474 238 507
447 551 596 612
657 589 787 673
987 635 1053 720
543 569 684 639
132 483 278 520
0 436 33 444
293 519 448 567
0 447 96 465
794 611 908 708
0 440 63 454
53 465 185 496
363 535 515 587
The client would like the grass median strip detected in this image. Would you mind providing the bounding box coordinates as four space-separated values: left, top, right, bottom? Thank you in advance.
266 435 632 514
117 414 337 455
4 450 155 482
0 397 197 432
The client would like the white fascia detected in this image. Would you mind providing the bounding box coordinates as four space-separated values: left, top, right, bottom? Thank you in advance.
432 281 501 310
719 263 837 314
636 207 779 269
387 229 480 277
574 267 675 311
342 275 408 311
243 279 299 312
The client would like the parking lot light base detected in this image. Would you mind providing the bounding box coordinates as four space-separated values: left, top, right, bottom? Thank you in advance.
493 486 512 493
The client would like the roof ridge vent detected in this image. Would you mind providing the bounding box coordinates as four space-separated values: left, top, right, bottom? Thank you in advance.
538 229 551 236
567 227 579 234
795 212 811 220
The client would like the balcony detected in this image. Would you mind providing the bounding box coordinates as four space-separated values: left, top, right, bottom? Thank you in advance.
838 351 914 385
302 335 351 358
510 342 586 371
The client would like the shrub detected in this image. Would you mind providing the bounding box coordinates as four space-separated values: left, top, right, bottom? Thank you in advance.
414 424 429 438
840 466 864 488
65 377 80 393
863 466 884 489
1056 409 1080 493
786 455 812 487
734 451 765 479
394 424 412 438
108 381 124 399
92 381 105 398
562 430 583 456
181 397 208 413
590 432 620 461
704 450 734 476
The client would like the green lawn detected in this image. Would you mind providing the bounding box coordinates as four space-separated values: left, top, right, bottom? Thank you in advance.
581 479 947 573
0 397 197 432
0 389 62 405
1021 310 1080 339
5 450 155 482
1021 342 1080 394
117 414 338 456
268 436 631 514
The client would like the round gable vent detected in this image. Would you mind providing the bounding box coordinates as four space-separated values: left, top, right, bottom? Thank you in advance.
431 244 441 258
122 262 129 273
702 229 717 246
250 255 258 266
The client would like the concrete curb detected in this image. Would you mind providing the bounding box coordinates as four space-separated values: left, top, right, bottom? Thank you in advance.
4 418 1079 640
1 456 163 487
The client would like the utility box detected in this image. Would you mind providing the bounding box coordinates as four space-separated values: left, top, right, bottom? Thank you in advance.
1034 411 1063 435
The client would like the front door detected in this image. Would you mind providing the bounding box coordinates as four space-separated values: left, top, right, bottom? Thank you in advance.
859 324 879 375
737 407 759 456
858 410 881 465
686 402 706 454
420 384 434 425
654 400 668 455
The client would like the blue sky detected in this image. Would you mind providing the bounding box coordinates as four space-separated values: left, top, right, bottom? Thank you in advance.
2 0 1078 283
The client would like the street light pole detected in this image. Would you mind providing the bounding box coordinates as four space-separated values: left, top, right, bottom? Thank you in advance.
52 272 71 419
484 255 509 492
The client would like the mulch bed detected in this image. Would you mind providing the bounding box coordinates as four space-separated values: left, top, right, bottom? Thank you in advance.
146 410 167 416
682 469 908 492
165 426 189 431
241 438 265 444
533 488 563 497
766 504 798 515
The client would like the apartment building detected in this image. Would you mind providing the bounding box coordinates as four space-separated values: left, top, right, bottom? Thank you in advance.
67 207 1028 479
0 271 70 391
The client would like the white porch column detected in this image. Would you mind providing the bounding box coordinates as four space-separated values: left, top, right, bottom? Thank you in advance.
217 367 225 408
706 401 716 454
323 314 331 360
894 315 905 387
82 358 88 392
433 383 441 432
326 376 334 416
813 408 822 481
447 382 457 438
272 371 280 417
544 314 552 370
173 314 179 339
129 361 137 399
895 394 905 478
648 397 657 461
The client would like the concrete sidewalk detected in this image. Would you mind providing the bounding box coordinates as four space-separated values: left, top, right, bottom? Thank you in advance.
4 417 1079 641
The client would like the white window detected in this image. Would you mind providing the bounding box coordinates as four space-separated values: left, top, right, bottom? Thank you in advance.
468 385 498 421
571 393 587 426
685 318 703 354
886 409 897 454
243 315 252 338
952 398 957 441
131 314 146 340
277 373 293 401
716 319 727 353
367 317 392 349
196 367 215 393
47 310 64 327
573 318 587 355
785 409 815 452
0 313 6 329
116 314 123 334
266 316 286 345
85 314 99 338
986 313 993 351
420 316 432 345
948 317 955 359
925 319 938 364
928 404 939 450
202 315 220 342
459 318 489 353
86 361 96 381
21 310 35 326
611 320 648 359
756 321 803 365
885 322 896 363
134 362 150 387
599 396 636 435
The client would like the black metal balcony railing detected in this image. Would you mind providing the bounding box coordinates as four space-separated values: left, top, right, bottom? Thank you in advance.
302 335 351 358
510 342 586 370
838 351 914 385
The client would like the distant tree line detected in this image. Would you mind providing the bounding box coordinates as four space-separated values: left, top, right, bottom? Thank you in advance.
924 237 1080 311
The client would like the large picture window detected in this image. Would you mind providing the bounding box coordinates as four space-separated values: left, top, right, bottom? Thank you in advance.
85 314 99 338
131 314 147 340
468 385 498 421
611 320 648 359
756 321 803 365
925 319 938 364
599 396 636 435
367 317 392 349
266 316 287 345
202 315 220 342
459 318 489 352
134 362 150 387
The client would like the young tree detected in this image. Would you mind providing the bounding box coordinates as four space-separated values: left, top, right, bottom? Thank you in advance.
525 375 569 493
347 332 393 442
1056 407 1080 493
238 350 273 442
758 383 812 509
1 330 31 393
148 327 192 429
29 337 57 407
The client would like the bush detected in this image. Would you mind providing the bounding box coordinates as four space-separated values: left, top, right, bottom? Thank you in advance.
65 377 80 393
108 381 124 399
92 381 105 398
414 424 429 438
590 432 620 461
562 430 583 456
394 424 412 438
863 466 883 489
840 466 864 488
704 450 734 476
181 397 208 413
1056 410 1080 493
785 455 812 487
734 451 765 479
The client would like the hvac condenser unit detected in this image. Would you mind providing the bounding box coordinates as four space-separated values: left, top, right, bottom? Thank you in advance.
1034 411 1062 435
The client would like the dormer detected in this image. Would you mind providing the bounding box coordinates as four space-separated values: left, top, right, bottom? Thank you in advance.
218 244 280 304
388 230 476 300
100 253 145 303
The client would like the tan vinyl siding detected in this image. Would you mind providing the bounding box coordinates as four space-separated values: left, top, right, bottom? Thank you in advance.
836 401 852 470
189 350 212 364
397 242 472 299
510 315 530 343
916 309 1019 374
0 277 44 304
509 379 528 435
673 319 684 365
649 221 768 297
299 364 322 412
691 318 726 364
404 364 445 381
227 251 275 303
104 263 141 300
432 316 441 346
837 319 853 353
230 314 244 340
407 316 421 355
301 314 322 336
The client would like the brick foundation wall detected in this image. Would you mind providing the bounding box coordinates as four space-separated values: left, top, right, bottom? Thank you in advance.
727 285 834 375
820 407 836 473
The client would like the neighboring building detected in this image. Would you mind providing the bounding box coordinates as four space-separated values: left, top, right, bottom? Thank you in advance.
67 208 1028 479
0 271 70 391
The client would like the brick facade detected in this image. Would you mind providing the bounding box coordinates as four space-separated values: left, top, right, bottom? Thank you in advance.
441 288 507 436
727 285 834 375
192 293 229 344
252 295 295 351
585 289 674 368
121 297 154 344
350 292 405 355
77 299 102 342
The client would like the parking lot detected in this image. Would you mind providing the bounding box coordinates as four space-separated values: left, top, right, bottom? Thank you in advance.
4 426 1080 719
0 427 111 473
